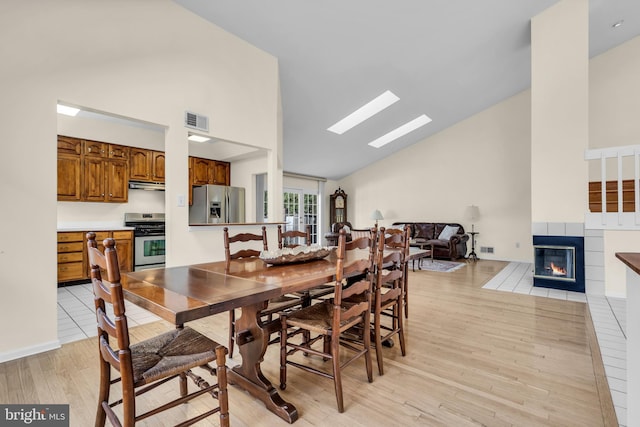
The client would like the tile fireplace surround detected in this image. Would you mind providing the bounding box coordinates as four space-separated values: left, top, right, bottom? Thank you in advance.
532 222 605 295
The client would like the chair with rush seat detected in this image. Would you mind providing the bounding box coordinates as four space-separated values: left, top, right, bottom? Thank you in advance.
279 228 376 412
86 232 229 427
224 226 302 358
371 226 408 375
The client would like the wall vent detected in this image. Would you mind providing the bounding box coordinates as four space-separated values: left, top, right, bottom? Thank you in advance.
480 246 494 254
184 111 209 132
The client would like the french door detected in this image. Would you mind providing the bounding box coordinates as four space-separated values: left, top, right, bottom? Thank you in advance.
283 188 319 244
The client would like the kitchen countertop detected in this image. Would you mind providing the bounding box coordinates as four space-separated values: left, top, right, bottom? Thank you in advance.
57 223 135 232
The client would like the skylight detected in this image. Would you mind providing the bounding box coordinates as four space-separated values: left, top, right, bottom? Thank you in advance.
57 104 80 117
368 114 432 148
327 90 399 135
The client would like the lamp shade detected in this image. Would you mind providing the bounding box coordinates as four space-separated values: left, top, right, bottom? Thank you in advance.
370 209 384 221
465 205 480 221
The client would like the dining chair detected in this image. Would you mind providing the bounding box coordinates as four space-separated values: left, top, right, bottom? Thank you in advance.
371 226 409 375
278 224 334 305
86 232 229 427
223 226 302 358
277 224 311 249
279 228 375 413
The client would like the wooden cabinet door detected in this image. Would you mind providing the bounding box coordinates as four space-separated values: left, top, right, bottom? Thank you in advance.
57 136 81 155
83 140 106 157
108 144 129 160
191 157 211 185
57 153 82 201
106 159 129 202
152 151 165 182
129 147 152 181
211 161 230 185
84 157 106 201
113 231 133 273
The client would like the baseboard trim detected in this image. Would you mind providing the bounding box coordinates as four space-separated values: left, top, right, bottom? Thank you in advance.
0 340 61 363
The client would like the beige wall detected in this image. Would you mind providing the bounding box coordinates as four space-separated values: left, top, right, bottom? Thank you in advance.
340 91 532 261
530 0 589 223
0 0 280 361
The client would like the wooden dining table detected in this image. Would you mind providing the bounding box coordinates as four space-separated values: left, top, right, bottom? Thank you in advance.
123 255 344 424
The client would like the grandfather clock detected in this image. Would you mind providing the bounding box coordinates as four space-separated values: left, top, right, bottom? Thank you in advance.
329 188 347 224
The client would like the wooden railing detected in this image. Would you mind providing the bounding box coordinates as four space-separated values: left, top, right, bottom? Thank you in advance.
585 145 640 228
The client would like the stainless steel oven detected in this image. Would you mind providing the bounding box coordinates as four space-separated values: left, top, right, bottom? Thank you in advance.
124 213 166 271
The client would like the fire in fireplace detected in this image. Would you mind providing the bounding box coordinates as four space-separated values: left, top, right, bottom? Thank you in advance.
532 235 585 292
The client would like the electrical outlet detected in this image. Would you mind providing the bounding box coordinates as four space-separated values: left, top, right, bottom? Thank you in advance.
516 242 520 248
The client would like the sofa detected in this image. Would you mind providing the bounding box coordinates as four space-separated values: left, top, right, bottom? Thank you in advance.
392 222 469 260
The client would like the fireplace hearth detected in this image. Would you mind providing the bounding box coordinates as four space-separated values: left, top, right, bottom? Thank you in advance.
533 235 585 292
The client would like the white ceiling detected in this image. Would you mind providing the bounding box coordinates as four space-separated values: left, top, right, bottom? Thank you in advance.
175 0 640 180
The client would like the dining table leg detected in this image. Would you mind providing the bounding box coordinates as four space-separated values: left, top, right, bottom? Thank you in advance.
227 301 299 423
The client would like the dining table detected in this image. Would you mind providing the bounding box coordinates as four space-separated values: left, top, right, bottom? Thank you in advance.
123 253 346 424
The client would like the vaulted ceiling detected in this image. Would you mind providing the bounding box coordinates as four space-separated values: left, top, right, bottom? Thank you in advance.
175 0 640 180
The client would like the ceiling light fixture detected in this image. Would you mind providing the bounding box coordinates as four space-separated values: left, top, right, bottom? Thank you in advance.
368 114 432 148
612 20 624 28
57 104 80 116
327 90 399 135
188 134 211 142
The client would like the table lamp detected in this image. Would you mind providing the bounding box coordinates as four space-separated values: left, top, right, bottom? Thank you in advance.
370 209 384 227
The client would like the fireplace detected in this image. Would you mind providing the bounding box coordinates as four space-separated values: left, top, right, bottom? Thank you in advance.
533 235 585 292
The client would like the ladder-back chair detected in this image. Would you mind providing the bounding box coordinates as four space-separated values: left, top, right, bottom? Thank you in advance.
86 232 229 427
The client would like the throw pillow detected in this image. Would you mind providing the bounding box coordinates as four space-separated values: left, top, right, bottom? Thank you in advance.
342 224 351 233
438 225 459 240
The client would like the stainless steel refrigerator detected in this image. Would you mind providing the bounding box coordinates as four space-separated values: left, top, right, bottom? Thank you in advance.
189 185 246 224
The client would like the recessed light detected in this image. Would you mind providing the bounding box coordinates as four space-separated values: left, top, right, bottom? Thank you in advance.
188 134 211 142
368 114 432 148
327 90 400 135
612 20 624 28
57 104 80 116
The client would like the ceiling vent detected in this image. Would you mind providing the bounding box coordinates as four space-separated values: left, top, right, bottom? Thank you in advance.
184 111 209 132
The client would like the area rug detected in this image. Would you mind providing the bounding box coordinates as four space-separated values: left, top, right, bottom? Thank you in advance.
418 259 466 273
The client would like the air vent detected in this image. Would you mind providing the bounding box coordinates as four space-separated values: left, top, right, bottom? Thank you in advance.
480 246 494 254
184 111 209 132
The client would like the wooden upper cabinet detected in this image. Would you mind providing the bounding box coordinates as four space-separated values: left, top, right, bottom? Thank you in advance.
57 136 82 201
83 157 106 201
152 151 165 182
108 144 130 159
211 161 230 185
191 157 211 186
106 159 129 202
57 135 82 155
58 154 82 201
129 148 165 182
130 147 152 181
83 139 107 157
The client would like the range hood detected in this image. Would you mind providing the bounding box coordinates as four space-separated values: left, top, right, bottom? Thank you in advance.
128 181 165 191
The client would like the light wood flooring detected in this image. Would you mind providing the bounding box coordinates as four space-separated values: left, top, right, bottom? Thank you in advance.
0 260 618 426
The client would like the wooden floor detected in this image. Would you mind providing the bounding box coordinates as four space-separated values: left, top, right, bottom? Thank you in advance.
0 260 618 426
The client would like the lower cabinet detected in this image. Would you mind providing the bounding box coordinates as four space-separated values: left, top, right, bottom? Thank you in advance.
57 230 133 284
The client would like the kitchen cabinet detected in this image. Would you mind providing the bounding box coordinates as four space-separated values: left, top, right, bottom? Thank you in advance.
57 137 82 201
188 156 231 205
57 232 86 282
57 229 133 284
129 148 165 182
57 136 131 203
83 155 128 203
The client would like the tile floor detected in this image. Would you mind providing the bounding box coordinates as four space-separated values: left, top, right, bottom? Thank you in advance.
57 283 161 344
483 262 627 427
59 267 628 426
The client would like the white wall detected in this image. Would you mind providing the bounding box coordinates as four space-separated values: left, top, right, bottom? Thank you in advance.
339 91 532 261
0 0 280 361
